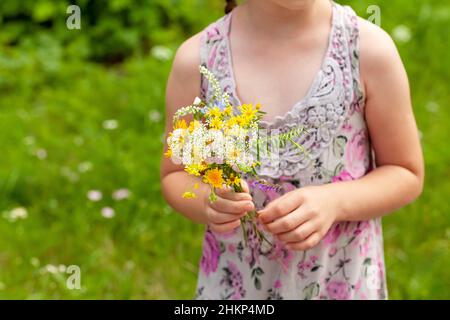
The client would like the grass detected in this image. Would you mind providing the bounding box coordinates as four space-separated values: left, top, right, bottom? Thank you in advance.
0 0 448 299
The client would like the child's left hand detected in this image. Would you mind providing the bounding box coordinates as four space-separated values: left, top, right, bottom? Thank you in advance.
257 185 339 251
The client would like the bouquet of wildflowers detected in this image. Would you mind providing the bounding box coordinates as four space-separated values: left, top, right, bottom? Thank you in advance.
165 66 306 246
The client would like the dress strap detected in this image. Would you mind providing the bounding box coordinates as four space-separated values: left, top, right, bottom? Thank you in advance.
341 5 365 112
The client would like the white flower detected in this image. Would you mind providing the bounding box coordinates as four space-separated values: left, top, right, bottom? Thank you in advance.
60 167 79 183
45 264 58 274
74 136 84 146
151 45 173 61
78 161 93 173
148 110 162 122
9 207 28 221
30 257 40 267
103 119 119 130
36 148 47 160
425 101 439 113
87 190 102 202
58 264 67 273
101 207 115 219
112 188 130 201
23 136 35 145
392 25 412 43
193 97 202 105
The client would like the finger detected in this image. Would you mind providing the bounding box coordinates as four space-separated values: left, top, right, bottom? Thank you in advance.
209 219 241 234
240 180 250 193
216 187 252 201
264 207 312 235
206 207 246 224
277 221 316 243
257 193 302 224
211 197 254 214
286 232 322 251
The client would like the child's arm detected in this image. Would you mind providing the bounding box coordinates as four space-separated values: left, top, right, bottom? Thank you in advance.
258 20 424 250
160 35 254 232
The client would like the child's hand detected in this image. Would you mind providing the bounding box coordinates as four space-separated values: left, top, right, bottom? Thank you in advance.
257 186 338 250
204 181 254 234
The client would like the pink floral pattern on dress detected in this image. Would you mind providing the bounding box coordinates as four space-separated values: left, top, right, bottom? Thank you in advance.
195 2 387 300
200 230 221 276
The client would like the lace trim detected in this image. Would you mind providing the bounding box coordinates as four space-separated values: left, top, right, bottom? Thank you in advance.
200 3 363 179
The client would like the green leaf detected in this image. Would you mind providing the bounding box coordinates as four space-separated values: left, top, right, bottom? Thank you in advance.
254 277 262 290
303 282 320 300
333 135 347 157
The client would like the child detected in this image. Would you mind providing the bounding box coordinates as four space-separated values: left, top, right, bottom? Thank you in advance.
161 0 423 299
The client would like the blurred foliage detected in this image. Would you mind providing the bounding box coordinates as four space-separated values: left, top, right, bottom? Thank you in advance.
0 0 222 63
0 0 449 299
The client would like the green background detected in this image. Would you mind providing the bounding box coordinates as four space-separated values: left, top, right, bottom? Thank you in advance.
0 0 448 299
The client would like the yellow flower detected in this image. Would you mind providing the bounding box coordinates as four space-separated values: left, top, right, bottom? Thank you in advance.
225 116 238 129
182 191 196 199
223 105 233 116
164 149 172 158
204 168 224 189
227 174 241 187
174 119 187 129
206 107 222 118
185 164 207 176
209 117 223 130
188 120 201 133
228 148 240 160
236 115 251 127
239 104 257 120
194 183 199 189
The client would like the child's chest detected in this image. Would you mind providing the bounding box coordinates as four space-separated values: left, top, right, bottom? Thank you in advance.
230 39 329 122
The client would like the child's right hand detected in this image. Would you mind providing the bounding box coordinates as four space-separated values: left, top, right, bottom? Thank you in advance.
204 182 254 234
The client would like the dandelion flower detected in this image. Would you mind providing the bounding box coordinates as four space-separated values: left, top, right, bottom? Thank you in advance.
204 168 224 189
227 174 241 187
206 107 223 118
209 117 223 130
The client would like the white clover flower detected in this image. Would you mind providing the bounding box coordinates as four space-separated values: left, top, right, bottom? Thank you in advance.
112 188 131 201
23 136 35 146
103 119 119 130
151 45 173 61
101 207 115 219
74 136 84 146
87 190 102 202
148 110 162 122
36 148 47 160
9 207 28 221
425 101 439 113
392 25 412 43
30 257 40 267
45 264 58 274
58 264 67 273
78 161 93 173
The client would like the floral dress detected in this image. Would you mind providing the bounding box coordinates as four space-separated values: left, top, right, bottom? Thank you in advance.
194 2 388 300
